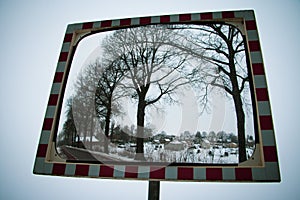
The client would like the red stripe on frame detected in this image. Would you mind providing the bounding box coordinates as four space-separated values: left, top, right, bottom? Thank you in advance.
120 18 131 26
58 52 68 62
82 22 93 29
245 20 257 30
206 168 222 180
53 72 63 83
235 168 253 181
75 165 89 176
252 63 265 75
248 41 260 52
160 15 170 23
140 17 151 25
256 88 269 101
52 163 66 175
150 167 165 179
63 33 73 43
178 167 193 180
101 20 112 28
48 94 59 105
100 165 114 177
179 14 191 21
222 11 235 18
259 116 273 130
125 166 138 178
263 146 278 162
200 13 213 20
36 144 48 157
42 118 53 130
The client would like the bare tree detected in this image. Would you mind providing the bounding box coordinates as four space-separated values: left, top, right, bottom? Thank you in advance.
95 59 126 153
102 25 193 160
71 60 103 149
173 24 251 162
58 97 77 147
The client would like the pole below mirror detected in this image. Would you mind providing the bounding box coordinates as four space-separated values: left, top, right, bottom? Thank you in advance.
148 181 160 200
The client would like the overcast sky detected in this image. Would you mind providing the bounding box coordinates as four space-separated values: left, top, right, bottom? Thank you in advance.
1 1 300 199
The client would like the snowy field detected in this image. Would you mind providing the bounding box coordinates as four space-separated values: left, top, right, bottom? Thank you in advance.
61 142 255 164
112 143 240 164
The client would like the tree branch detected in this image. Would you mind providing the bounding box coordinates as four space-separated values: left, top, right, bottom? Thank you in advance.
239 76 249 93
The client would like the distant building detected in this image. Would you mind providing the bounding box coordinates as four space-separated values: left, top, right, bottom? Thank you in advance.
201 139 210 149
165 141 185 151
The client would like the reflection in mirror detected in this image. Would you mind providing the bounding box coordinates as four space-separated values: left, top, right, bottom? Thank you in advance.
56 23 255 165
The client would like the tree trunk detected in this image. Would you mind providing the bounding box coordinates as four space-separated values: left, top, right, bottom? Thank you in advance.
89 116 94 150
232 88 247 162
134 98 146 161
83 123 87 147
228 47 247 163
104 105 112 154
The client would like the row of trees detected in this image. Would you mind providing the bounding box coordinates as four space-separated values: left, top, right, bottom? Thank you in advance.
58 23 253 162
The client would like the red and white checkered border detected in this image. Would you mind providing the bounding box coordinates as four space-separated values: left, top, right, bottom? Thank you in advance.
33 10 280 182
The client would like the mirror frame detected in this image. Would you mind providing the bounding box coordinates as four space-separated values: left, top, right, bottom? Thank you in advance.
33 10 280 182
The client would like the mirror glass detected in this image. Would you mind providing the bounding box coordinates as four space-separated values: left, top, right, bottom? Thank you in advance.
56 24 256 165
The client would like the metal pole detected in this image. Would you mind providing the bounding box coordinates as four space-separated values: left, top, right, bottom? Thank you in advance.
148 181 160 200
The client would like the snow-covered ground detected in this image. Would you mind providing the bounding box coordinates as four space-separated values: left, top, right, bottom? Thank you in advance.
60 141 256 164
104 142 248 164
